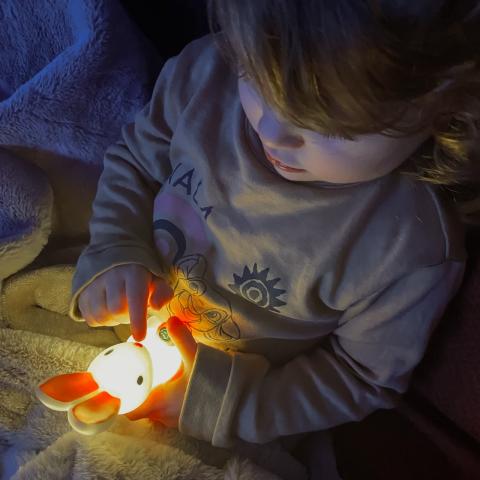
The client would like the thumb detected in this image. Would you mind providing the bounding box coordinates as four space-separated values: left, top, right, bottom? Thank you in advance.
167 316 197 369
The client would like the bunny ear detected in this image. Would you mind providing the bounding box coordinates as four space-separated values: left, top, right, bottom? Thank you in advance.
36 372 99 411
68 390 121 435
36 372 121 435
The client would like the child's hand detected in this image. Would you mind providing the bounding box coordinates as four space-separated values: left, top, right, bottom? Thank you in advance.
126 316 198 428
77 264 174 341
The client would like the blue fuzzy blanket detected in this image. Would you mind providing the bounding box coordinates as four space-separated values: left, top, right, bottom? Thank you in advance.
0 0 163 279
0 0 161 163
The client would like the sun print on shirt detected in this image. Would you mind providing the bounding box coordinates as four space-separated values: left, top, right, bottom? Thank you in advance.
228 263 287 313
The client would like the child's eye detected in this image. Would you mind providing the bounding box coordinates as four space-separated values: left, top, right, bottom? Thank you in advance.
236 65 251 80
322 133 342 139
318 128 359 141
309 130 355 143
321 132 350 141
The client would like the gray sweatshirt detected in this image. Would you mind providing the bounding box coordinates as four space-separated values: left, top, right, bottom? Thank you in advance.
70 34 467 448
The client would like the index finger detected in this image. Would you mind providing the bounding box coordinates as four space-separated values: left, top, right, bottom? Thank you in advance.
125 277 149 341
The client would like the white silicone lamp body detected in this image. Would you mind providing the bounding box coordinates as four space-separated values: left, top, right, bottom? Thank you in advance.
35 312 183 435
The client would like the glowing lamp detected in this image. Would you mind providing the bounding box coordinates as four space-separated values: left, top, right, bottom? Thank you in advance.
35 312 182 435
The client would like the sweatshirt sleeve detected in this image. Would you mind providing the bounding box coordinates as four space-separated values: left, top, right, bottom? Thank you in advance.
179 259 465 447
69 54 181 321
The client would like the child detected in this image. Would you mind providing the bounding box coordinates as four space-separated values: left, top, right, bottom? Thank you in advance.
70 0 479 462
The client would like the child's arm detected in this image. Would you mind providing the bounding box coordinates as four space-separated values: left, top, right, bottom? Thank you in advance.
69 54 181 321
178 259 465 447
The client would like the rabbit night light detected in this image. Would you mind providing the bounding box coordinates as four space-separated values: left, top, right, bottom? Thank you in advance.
35 313 183 435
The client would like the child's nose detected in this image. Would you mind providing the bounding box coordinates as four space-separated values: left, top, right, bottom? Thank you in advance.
258 111 304 150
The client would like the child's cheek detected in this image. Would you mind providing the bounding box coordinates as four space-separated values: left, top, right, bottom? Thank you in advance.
238 79 263 130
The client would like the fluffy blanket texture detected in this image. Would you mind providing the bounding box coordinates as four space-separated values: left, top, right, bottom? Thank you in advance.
0 0 161 249
0 326 308 479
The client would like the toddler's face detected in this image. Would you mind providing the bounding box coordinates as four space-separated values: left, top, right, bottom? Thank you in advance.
238 77 432 184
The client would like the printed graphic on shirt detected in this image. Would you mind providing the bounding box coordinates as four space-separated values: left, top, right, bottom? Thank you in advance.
168 253 241 342
153 191 240 342
165 162 214 220
228 264 287 313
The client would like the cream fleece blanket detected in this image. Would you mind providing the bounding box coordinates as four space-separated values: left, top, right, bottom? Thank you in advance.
0 266 307 480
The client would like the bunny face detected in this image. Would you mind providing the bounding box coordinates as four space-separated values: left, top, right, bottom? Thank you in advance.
126 315 183 386
36 314 183 435
88 342 153 414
